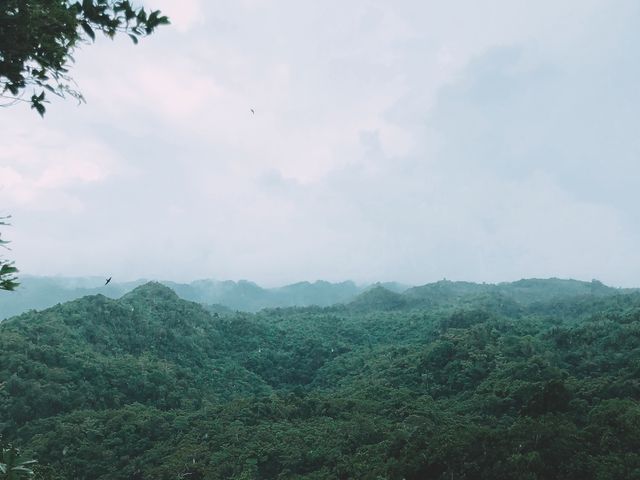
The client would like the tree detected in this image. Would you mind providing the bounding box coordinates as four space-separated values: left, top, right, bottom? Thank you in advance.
0 442 37 479
0 217 18 291
0 0 169 116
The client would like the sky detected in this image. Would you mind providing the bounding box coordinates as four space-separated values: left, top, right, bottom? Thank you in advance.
1 0 640 287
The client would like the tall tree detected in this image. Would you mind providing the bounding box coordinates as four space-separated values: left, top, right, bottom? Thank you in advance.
0 217 18 291
0 0 169 116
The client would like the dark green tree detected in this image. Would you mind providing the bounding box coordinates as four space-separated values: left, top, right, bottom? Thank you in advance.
0 0 169 115
0 442 36 479
0 217 18 291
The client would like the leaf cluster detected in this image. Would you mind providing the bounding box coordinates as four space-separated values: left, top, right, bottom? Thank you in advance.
0 0 169 115
0 217 18 292
0 439 36 479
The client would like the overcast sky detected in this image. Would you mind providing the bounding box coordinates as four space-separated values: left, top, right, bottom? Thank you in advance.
2 0 640 287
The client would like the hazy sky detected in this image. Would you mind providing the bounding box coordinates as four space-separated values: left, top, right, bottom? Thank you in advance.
2 0 640 287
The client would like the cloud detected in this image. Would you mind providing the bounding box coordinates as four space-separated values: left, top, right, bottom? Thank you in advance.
145 0 204 33
0 119 123 212
5 0 640 286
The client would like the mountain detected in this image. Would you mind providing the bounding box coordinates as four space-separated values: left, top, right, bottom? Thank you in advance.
0 282 272 433
1 277 388 319
348 285 407 311
272 280 361 306
3 276 629 321
3 281 640 478
346 277 632 312
0 275 147 320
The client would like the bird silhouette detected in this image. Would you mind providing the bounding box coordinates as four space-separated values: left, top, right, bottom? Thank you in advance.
104 277 112 285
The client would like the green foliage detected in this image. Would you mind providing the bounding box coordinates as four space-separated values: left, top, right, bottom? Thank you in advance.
0 217 18 292
0 0 169 115
0 263 18 292
0 440 36 479
2 281 640 478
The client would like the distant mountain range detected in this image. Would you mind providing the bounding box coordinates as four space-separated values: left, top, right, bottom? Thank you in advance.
0 276 409 320
1 275 635 321
348 278 638 313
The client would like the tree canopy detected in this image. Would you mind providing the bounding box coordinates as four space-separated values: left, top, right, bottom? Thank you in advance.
0 0 169 115
2 281 640 478
0 217 18 292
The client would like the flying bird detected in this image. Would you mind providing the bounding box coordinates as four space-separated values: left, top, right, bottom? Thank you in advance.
104 277 112 286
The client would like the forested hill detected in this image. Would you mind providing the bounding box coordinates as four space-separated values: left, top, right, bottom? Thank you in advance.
2 280 640 479
0 276 409 320
0 275 629 321
347 278 629 312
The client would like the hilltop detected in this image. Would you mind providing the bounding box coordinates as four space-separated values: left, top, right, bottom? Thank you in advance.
2 279 640 478
1 276 408 320
2 276 630 321
345 277 629 312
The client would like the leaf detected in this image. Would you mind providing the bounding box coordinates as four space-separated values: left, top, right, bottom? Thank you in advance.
0 265 19 275
81 21 96 41
12 465 36 473
128 33 139 44
31 102 46 117
124 5 136 21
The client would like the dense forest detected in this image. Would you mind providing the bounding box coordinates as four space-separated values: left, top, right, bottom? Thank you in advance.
1 279 640 479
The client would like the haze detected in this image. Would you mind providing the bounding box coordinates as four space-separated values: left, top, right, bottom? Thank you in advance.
1 0 639 287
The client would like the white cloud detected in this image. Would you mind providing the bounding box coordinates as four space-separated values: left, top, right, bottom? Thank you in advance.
145 0 204 32
0 119 123 212
5 0 640 286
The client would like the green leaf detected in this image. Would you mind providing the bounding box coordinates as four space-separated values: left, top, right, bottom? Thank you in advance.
81 21 96 41
12 465 36 473
0 264 19 275
124 6 136 20
32 102 46 117
128 34 139 44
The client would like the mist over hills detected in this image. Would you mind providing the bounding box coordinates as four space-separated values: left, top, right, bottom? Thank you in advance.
0 276 411 320
1 275 632 321
0 276 410 320
350 277 631 312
